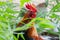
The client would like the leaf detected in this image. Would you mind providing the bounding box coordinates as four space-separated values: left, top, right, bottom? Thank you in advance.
0 1 18 40
13 35 18 40
36 18 55 29
15 19 36 31
47 30 59 35
0 35 6 40
50 12 60 20
4 12 16 19
0 2 7 6
20 0 30 7
19 34 25 40
15 18 54 31
0 16 7 22
5 8 18 13
9 0 12 2
58 27 60 33
38 21 54 29
50 13 58 18
51 3 60 12
19 7 27 17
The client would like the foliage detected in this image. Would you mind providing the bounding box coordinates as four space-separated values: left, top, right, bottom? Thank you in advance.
0 1 19 40
20 0 30 7
9 0 12 2
51 3 60 12
46 0 60 38
0 0 60 40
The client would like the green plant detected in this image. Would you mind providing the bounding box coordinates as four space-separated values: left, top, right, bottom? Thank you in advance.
20 0 30 7
0 1 19 40
0 0 60 40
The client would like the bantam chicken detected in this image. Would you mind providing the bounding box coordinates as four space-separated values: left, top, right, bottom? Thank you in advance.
17 3 43 40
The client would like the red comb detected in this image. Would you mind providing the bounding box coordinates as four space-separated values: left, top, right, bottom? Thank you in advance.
25 3 37 13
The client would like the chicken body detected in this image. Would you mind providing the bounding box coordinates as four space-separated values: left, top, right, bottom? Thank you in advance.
17 3 43 40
